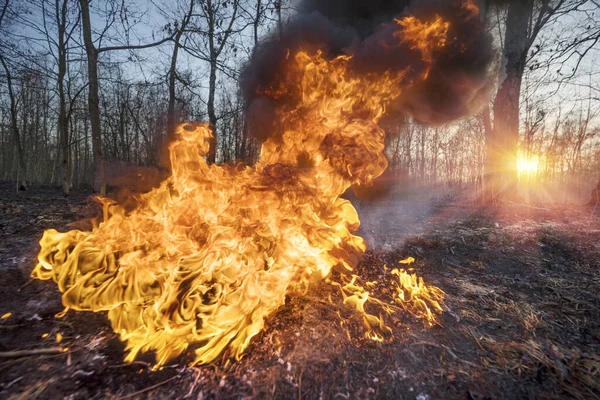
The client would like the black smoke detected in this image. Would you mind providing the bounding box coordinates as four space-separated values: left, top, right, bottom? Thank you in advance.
240 0 494 140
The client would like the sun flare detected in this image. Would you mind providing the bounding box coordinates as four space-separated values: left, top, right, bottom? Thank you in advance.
517 154 539 177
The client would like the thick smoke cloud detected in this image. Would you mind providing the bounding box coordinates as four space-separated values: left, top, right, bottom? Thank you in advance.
298 0 413 38
240 0 494 140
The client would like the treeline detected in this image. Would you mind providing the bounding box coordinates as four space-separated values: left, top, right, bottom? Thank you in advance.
0 0 599 202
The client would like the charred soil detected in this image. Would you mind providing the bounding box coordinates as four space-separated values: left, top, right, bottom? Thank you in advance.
0 182 599 399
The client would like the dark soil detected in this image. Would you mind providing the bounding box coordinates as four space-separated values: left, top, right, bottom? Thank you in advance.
0 182 599 399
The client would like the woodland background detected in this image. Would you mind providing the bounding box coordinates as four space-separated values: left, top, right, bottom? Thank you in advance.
0 0 599 202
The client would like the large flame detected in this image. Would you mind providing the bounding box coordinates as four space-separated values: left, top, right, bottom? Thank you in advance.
32 10 453 367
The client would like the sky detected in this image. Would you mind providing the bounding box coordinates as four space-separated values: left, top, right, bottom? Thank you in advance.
9 0 600 128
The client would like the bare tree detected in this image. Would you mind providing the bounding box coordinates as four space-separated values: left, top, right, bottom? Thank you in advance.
79 0 103 192
161 0 195 170
79 0 175 192
0 0 27 190
183 0 241 163
53 0 81 195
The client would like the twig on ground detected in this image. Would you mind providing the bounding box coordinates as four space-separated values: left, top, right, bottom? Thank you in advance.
0 347 65 358
184 368 203 399
106 361 152 370
1 376 23 389
413 341 479 368
0 324 23 329
116 374 180 399
18 278 34 292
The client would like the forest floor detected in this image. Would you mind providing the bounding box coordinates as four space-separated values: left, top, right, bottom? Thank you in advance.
0 182 599 400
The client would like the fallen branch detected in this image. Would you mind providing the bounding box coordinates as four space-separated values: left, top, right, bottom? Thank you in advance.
116 374 180 399
0 347 65 358
499 199 551 211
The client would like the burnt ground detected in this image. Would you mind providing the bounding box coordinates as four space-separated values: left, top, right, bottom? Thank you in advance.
0 182 599 400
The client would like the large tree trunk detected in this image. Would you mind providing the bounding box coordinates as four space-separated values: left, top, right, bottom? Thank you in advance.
0 54 27 191
57 0 70 195
487 0 533 200
80 0 104 193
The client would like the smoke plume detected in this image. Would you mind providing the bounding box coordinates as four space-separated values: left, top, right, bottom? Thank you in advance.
241 0 494 139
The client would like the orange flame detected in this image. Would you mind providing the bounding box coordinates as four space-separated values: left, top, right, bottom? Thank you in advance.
461 0 481 20
32 12 449 367
395 15 450 78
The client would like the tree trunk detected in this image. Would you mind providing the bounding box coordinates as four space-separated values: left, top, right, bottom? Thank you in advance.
488 0 533 200
164 39 180 169
276 1 282 38
589 174 600 206
57 0 70 195
201 0 238 164
0 54 27 190
163 0 194 170
206 0 218 163
254 0 261 46
80 0 104 193
207 58 218 163
482 104 495 201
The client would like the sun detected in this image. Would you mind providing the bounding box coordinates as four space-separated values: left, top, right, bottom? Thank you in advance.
517 154 540 176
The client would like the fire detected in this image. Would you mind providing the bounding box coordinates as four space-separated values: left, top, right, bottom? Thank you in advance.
461 0 481 20
333 257 444 342
394 15 450 76
392 266 444 327
31 8 454 367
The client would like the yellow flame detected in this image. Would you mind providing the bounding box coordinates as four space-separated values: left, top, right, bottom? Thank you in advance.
391 266 444 327
331 258 444 340
32 12 450 367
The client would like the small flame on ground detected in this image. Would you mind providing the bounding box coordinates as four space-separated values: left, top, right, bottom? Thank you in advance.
32 9 453 367
392 258 445 327
331 257 444 341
